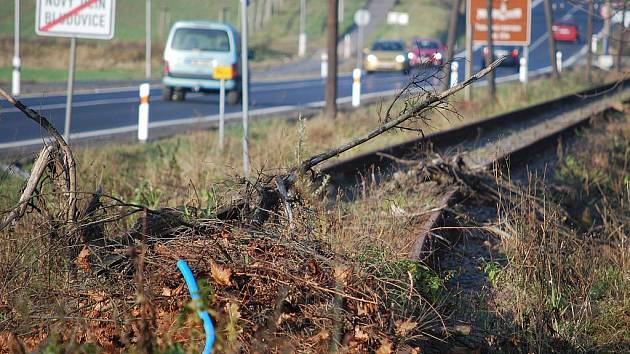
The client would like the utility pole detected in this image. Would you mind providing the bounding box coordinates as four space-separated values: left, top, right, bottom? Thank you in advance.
486 0 496 99
616 0 628 71
146 0 152 79
241 0 251 176
326 0 338 120
543 0 559 80
12 0 20 96
586 0 593 81
604 0 611 55
299 0 306 57
443 0 463 91
464 3 473 102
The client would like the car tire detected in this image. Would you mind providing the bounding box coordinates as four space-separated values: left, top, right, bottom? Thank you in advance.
402 68 410 75
227 90 241 105
173 89 186 102
162 86 173 101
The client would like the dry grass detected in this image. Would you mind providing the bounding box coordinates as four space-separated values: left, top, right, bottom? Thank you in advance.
0 67 624 352
62 67 613 204
487 111 630 352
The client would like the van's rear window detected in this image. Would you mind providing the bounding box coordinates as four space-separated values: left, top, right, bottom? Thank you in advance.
172 28 230 52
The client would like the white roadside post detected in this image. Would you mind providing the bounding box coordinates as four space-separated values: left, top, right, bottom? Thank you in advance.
138 83 150 142
519 57 528 84
241 0 250 176
450 61 459 88
12 0 20 96
321 53 328 78
556 51 562 73
35 0 116 143
521 45 529 85
352 68 361 107
591 34 598 53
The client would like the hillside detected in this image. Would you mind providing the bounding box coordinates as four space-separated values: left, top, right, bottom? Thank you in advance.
368 0 457 46
0 0 366 82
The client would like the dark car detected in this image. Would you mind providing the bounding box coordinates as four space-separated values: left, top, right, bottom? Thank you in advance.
480 45 521 68
409 38 446 66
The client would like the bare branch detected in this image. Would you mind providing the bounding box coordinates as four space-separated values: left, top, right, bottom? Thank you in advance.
289 56 506 181
0 146 54 231
0 88 77 222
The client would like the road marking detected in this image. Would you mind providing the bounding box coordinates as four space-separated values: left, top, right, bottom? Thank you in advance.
1 18 597 151
0 88 397 150
0 73 396 114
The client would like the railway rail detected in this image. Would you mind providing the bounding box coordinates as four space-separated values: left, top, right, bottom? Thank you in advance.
320 78 630 257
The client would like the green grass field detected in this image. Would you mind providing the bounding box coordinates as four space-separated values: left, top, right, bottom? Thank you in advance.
0 0 364 54
0 0 368 83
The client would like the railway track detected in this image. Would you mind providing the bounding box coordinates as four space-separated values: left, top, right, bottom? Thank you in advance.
320 78 630 257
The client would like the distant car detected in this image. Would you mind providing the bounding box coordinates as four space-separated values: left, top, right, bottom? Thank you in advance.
480 45 521 67
409 38 446 66
364 40 411 74
163 21 243 104
552 20 579 42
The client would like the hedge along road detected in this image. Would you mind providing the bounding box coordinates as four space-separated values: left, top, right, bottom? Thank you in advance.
0 0 602 151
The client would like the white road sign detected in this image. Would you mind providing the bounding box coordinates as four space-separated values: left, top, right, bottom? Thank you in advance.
36 0 116 40
354 9 370 26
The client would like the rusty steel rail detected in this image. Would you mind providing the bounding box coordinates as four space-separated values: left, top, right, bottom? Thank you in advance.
319 78 630 259
321 78 630 185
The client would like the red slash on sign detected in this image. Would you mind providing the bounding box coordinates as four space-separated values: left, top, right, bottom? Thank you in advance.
39 0 100 32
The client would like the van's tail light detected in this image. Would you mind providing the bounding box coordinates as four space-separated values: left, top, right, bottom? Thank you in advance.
511 49 519 57
232 63 239 78
164 60 170 74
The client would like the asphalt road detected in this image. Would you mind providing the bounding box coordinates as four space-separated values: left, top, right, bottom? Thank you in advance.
0 0 603 151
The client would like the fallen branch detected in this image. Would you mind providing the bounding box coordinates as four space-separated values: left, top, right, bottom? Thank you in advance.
239 58 506 226
0 145 54 231
0 88 77 223
286 56 506 184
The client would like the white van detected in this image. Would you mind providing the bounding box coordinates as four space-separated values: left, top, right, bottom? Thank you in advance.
162 21 242 104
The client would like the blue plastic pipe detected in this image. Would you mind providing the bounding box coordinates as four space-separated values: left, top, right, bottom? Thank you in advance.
176 259 215 354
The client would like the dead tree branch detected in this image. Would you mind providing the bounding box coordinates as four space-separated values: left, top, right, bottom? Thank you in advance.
0 88 77 223
0 145 54 231
287 56 506 183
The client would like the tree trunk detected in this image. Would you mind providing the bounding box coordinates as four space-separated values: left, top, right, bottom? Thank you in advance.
263 0 273 26
443 0 463 91
486 0 496 99
544 0 560 80
326 0 339 120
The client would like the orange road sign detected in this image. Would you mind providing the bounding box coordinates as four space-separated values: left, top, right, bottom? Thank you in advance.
468 0 531 45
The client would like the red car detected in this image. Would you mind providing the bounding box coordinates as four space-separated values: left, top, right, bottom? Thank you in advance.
552 20 579 42
409 38 446 66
